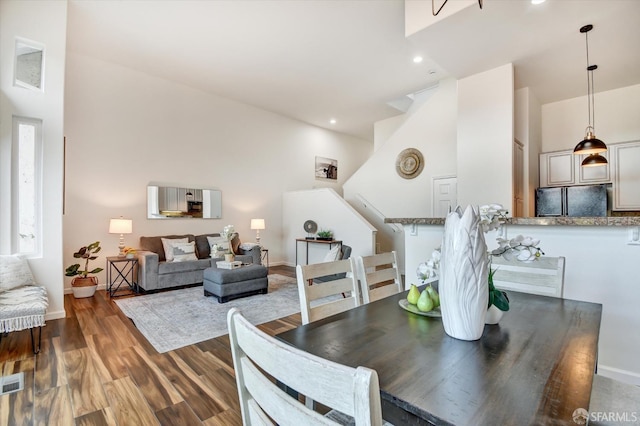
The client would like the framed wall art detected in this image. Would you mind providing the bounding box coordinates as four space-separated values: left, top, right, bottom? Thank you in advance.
315 156 338 180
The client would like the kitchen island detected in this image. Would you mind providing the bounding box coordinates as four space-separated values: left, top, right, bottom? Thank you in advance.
385 215 640 388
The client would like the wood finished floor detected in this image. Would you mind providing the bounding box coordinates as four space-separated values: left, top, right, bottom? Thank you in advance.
0 266 300 426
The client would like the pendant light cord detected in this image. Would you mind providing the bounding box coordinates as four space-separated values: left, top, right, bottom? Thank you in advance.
432 0 483 16
585 29 592 129
585 28 597 132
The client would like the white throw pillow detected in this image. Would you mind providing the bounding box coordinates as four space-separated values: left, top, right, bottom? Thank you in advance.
172 242 198 262
322 245 342 263
161 237 189 262
239 242 259 250
207 236 229 257
0 254 36 292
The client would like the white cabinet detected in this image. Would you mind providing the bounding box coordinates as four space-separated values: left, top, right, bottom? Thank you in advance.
612 140 640 210
540 151 575 187
577 151 610 184
539 150 610 187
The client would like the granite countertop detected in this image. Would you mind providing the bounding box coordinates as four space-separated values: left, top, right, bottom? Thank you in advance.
385 216 640 226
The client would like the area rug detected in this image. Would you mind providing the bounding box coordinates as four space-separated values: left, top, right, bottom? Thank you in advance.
115 274 302 353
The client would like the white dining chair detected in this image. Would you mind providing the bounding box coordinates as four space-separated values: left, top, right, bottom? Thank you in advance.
296 258 361 325
227 308 385 426
490 255 566 298
355 252 404 304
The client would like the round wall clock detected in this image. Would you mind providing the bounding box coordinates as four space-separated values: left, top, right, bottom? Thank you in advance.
303 220 318 234
396 148 424 179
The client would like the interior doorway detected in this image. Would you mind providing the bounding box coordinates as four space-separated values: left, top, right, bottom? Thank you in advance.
432 176 457 217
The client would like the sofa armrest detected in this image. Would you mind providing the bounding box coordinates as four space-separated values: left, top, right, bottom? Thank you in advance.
238 246 262 265
136 250 159 291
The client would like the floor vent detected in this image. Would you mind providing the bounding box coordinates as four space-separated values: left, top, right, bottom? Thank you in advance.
0 372 24 396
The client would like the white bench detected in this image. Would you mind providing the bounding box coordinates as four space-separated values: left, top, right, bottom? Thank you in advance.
0 255 48 354
0 285 48 354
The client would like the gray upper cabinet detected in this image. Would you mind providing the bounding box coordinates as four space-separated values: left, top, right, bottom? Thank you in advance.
539 149 610 187
611 140 640 210
540 150 575 187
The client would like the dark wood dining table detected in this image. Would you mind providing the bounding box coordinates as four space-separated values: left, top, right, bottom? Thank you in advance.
276 288 602 425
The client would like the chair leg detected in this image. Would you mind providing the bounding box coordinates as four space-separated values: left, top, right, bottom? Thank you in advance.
30 327 42 354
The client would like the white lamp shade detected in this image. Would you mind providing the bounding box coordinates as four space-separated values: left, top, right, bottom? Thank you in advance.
109 218 132 234
250 219 265 230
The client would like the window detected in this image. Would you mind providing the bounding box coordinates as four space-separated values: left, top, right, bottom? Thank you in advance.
12 117 42 256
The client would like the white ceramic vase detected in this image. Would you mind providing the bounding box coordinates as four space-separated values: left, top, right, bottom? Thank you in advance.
439 205 489 341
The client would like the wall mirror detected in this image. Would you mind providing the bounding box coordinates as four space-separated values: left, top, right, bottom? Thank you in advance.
14 39 44 91
147 185 222 219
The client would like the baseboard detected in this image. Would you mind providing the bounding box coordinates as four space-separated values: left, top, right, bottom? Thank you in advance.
64 283 107 294
598 365 640 386
45 310 65 320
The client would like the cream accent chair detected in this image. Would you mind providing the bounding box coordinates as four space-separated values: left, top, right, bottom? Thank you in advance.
296 258 360 325
227 308 384 426
491 255 566 298
355 252 404 304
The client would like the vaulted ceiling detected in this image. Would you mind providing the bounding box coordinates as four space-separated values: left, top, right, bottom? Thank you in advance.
66 0 640 141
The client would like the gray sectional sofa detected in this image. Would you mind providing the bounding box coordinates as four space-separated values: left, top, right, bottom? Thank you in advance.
136 233 261 292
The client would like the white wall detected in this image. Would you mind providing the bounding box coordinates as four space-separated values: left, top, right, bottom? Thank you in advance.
344 78 458 219
457 64 514 209
282 189 376 266
403 223 640 386
542 84 640 152
0 0 67 319
63 53 372 291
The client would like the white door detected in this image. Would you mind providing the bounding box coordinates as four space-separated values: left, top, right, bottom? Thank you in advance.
432 176 457 217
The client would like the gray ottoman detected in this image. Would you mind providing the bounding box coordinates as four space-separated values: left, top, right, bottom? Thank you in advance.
203 264 269 303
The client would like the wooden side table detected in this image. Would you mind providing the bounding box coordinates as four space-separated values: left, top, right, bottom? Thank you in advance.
295 239 342 265
106 256 138 297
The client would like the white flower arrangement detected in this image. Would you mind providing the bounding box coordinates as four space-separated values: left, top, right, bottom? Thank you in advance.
479 203 509 232
491 235 544 262
416 248 440 284
418 203 544 282
221 224 235 240
221 225 236 254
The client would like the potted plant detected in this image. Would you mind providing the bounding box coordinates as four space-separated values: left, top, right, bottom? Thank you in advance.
65 241 104 298
316 229 333 241
485 268 509 324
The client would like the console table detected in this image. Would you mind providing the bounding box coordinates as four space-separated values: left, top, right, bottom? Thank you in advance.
106 256 138 297
295 239 342 265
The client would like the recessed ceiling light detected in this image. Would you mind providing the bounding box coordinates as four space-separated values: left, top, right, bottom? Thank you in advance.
413 56 423 64
329 119 337 124
531 0 546 4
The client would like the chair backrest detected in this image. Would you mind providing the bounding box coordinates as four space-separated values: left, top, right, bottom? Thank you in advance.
313 245 352 284
296 258 360 324
491 256 565 298
227 308 383 426
355 252 404 304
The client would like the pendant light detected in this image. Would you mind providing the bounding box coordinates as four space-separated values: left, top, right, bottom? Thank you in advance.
432 0 482 16
573 24 607 167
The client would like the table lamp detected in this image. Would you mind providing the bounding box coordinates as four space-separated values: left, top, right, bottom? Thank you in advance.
109 217 133 256
250 219 265 245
